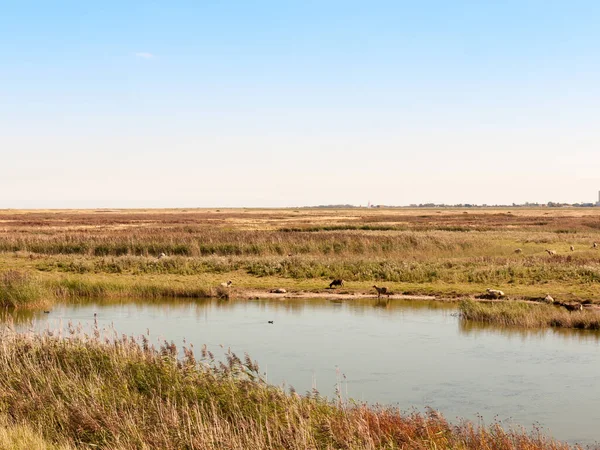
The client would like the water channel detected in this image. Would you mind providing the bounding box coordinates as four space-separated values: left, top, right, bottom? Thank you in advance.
5 297 600 446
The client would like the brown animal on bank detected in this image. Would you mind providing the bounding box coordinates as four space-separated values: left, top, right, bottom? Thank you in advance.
329 279 344 288
546 249 557 256
514 248 523 254
562 302 583 312
372 285 389 298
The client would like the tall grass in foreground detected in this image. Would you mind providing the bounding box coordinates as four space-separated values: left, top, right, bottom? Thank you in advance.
0 418 71 449
460 299 600 329
0 329 579 450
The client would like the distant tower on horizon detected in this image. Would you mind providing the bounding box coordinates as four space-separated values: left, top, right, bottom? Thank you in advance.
597 191 600 206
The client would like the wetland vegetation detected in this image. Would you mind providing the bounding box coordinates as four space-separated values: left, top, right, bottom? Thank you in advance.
460 299 600 330
0 208 599 447
1 208 600 308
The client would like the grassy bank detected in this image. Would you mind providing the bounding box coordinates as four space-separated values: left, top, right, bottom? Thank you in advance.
459 299 600 330
0 328 580 450
0 270 51 308
2 208 600 304
0 268 239 308
3 264 597 311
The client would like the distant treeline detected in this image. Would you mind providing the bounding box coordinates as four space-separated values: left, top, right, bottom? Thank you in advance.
303 202 599 208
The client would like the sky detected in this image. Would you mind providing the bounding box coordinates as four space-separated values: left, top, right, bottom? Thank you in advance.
1 0 599 208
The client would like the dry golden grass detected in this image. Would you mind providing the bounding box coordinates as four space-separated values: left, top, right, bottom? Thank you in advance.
460 299 600 329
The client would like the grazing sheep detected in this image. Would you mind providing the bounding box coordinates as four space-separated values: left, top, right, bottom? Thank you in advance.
593 242 598 249
220 280 232 288
486 288 505 299
514 248 523 254
270 288 287 294
215 286 230 300
543 294 554 304
570 245 575 251
329 279 344 288
562 303 583 312
158 252 166 259
546 249 557 256
372 285 389 298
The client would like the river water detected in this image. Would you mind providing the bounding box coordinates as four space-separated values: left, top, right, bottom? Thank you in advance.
5 297 600 446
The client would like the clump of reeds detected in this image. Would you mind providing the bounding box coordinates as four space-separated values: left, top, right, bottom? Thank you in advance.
0 270 49 308
460 299 600 329
50 276 215 300
0 328 580 449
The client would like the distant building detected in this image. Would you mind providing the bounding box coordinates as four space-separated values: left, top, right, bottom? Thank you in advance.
597 191 600 206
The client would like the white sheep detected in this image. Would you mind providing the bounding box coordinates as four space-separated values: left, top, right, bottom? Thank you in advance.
545 249 557 256
486 288 505 299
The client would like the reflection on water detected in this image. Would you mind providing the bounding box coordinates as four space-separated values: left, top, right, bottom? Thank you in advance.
2 297 600 446
1 297 458 325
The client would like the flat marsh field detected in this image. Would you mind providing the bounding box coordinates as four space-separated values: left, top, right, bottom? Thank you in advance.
1 207 600 305
0 208 598 449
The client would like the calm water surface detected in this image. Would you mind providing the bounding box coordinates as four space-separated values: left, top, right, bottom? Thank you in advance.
6 298 600 446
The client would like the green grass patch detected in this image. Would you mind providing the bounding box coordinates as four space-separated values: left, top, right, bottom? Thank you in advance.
0 270 50 308
460 299 600 329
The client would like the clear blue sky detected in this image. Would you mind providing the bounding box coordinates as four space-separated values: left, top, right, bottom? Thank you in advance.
2 1 599 207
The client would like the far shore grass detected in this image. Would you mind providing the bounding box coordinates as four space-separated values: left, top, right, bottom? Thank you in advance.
459 299 600 330
1 260 598 306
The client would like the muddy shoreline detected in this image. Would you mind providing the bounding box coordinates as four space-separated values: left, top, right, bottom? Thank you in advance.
234 289 600 310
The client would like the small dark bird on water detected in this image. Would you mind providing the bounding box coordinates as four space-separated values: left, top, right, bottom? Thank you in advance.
268 320 274 324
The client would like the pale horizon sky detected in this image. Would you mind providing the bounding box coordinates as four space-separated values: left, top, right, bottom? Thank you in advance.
2 1 599 208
